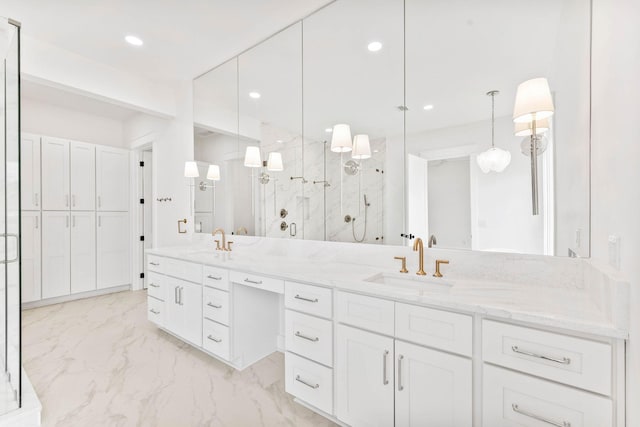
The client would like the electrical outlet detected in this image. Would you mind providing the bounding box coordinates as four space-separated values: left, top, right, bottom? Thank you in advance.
608 235 621 270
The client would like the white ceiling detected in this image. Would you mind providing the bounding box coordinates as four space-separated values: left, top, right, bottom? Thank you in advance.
0 0 333 83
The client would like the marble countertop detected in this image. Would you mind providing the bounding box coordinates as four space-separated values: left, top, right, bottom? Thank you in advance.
146 245 628 340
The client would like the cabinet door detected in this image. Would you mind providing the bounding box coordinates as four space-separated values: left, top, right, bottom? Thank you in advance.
41 137 70 210
96 146 129 211
163 277 182 336
336 324 394 427
395 340 472 427
21 133 41 211
71 212 96 294
97 212 129 289
21 211 41 303
70 141 96 210
41 211 70 299
179 280 203 346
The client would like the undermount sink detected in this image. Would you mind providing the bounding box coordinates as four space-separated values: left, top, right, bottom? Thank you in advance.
364 272 453 292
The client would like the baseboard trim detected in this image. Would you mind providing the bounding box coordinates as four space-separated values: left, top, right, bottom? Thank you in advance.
22 285 131 309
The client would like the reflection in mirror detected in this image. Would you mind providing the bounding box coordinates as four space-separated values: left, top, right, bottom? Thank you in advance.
405 0 591 256
303 0 404 245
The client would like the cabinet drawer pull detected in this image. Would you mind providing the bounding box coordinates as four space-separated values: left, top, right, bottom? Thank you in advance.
512 404 571 427
149 262 160 266
382 350 389 385
295 375 319 389
149 309 160 315
207 275 222 280
294 294 318 303
295 331 319 342
397 354 404 391
207 335 222 343
207 302 222 309
244 278 263 285
149 283 159 288
511 346 571 365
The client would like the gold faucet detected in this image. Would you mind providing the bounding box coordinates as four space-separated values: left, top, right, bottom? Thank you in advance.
213 228 227 251
433 259 449 278
413 238 427 276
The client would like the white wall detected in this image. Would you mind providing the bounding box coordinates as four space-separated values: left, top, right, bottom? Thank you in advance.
591 0 640 424
22 97 125 147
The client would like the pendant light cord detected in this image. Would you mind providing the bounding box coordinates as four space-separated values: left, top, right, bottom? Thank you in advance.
491 92 495 148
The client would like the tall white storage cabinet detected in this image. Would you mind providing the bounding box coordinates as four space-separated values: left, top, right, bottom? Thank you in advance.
97 212 130 289
70 142 96 210
96 146 129 212
21 211 41 303
71 212 96 294
21 134 40 211
41 137 70 211
41 211 71 299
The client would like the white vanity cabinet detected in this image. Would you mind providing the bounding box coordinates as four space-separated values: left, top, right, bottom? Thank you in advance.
21 133 41 211
164 277 203 347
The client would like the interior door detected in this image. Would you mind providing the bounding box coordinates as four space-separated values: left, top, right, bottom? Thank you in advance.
41 137 70 211
70 141 96 210
395 340 472 427
71 212 96 294
336 324 394 427
142 150 152 288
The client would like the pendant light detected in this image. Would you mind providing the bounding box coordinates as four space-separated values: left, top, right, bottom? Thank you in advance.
477 90 511 173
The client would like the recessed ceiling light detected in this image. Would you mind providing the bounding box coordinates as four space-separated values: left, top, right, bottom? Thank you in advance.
276 139 283 143
367 41 383 52
373 149 380 153
249 92 261 99
125 35 143 46
325 128 333 133
423 104 434 111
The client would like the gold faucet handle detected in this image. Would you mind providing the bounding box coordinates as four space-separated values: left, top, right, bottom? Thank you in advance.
394 256 409 273
433 259 449 278
214 240 221 251
226 241 233 252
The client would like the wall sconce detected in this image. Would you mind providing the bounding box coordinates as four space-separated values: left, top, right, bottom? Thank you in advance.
330 124 352 153
184 161 221 215
513 77 555 215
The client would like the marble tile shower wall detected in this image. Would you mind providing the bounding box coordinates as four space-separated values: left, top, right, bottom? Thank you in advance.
258 123 386 243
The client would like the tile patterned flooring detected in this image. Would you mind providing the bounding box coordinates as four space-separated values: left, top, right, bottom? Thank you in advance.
23 290 336 427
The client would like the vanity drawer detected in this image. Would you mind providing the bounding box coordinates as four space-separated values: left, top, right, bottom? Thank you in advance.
203 318 230 360
395 303 472 357
147 296 164 327
336 291 394 336
285 281 332 319
203 287 230 326
285 351 333 415
146 272 164 300
483 364 612 427
147 255 164 273
164 258 203 284
285 310 333 367
203 265 229 291
230 270 284 294
483 320 612 395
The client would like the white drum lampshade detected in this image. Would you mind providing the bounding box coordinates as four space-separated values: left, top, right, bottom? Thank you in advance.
244 146 262 167
352 134 372 160
184 161 199 178
330 124 352 153
513 78 555 123
267 152 284 171
207 164 221 181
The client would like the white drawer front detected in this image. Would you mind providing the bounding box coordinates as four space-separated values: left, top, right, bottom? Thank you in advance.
230 270 284 294
395 302 472 357
483 320 612 395
203 265 230 291
147 255 164 273
203 287 230 326
285 310 333 367
164 258 203 284
203 318 230 360
484 364 612 427
285 281 332 319
147 272 164 300
336 291 394 336
147 296 164 327
285 351 333 415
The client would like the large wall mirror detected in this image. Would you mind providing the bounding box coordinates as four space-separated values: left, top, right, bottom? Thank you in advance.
192 0 591 258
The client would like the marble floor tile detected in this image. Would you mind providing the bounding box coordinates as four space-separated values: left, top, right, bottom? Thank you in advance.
23 290 337 427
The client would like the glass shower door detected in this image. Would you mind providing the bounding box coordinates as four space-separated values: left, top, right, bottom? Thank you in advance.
0 17 21 414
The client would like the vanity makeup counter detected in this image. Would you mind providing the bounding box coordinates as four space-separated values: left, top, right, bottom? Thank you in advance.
146 236 628 427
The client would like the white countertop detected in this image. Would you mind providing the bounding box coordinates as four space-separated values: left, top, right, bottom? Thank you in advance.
146 244 629 340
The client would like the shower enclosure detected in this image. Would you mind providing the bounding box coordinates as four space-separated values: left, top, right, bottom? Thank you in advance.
0 16 21 415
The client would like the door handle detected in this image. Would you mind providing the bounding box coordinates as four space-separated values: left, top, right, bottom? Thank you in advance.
383 350 389 385
174 286 179 304
66 215 69 228
397 355 404 391
0 234 19 264
294 331 319 342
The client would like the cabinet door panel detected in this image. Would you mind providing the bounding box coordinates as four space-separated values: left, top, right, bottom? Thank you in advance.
163 277 182 336
96 147 129 211
180 280 203 346
70 142 96 210
41 137 70 210
336 324 394 427
42 212 70 299
395 340 472 427
21 212 41 303
71 212 96 294
21 133 41 211
97 212 129 289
